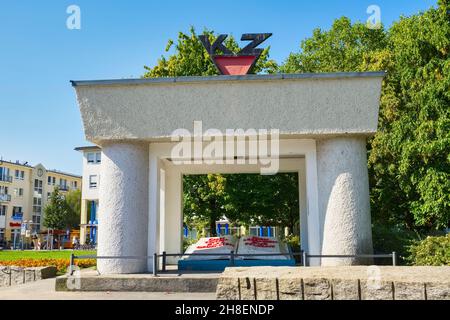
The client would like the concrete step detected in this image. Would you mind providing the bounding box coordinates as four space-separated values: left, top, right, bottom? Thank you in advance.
55 270 219 293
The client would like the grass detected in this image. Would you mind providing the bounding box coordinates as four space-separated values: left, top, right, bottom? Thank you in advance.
0 250 96 261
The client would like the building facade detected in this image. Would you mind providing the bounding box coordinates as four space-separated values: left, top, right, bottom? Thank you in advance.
75 146 101 245
0 160 81 248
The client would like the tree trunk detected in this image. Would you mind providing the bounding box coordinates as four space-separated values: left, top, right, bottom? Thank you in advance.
210 219 216 237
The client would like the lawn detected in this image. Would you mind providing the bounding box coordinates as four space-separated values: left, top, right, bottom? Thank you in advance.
0 250 96 261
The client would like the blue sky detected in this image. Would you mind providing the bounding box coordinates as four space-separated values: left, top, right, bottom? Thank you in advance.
0 0 437 175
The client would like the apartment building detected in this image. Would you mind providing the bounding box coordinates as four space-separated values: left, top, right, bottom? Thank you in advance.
74 146 100 245
0 160 81 248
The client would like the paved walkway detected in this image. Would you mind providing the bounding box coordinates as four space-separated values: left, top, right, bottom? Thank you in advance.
0 278 216 300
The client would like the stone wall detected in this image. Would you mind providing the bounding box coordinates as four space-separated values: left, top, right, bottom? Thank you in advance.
216 266 450 300
0 266 57 288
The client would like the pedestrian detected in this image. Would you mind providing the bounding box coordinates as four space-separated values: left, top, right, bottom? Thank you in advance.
72 236 79 249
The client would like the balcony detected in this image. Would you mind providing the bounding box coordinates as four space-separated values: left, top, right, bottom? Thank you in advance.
0 194 11 202
0 175 12 183
58 185 69 191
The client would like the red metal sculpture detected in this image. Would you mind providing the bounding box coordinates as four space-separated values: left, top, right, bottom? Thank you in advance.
199 33 272 75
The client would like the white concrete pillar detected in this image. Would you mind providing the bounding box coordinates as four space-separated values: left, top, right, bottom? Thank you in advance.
97 142 149 274
147 149 161 272
304 143 322 266
317 137 373 266
162 167 183 264
80 200 88 245
298 158 308 253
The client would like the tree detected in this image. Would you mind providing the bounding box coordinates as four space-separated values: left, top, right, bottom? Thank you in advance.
65 189 82 229
279 17 387 73
43 188 78 230
368 0 450 231
183 173 300 237
224 173 299 232
183 174 228 236
281 2 450 232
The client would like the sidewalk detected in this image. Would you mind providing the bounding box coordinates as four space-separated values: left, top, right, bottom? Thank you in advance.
0 278 216 300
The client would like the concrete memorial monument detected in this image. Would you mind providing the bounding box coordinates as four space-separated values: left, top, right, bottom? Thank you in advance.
72 32 384 274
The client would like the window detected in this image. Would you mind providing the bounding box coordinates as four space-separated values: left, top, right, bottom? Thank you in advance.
59 178 68 190
87 153 95 163
34 179 43 195
0 167 11 182
31 225 40 233
89 175 98 188
12 207 22 216
0 228 4 243
0 206 6 216
47 192 51 199
15 170 24 180
14 188 23 197
0 186 8 195
72 181 78 189
48 176 56 185
87 152 101 164
32 194 42 224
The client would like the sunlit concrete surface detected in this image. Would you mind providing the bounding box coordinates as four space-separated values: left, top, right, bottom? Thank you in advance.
0 278 215 300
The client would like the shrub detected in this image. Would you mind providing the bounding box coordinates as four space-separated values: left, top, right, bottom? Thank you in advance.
183 238 198 252
407 235 450 266
372 224 418 264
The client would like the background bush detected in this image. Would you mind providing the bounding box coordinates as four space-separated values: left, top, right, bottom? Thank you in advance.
407 235 450 266
372 224 418 264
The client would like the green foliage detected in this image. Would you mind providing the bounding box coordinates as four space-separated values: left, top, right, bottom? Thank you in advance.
224 173 299 232
282 3 450 233
43 188 79 230
64 189 82 229
143 26 277 78
372 224 419 263
182 173 300 237
183 238 198 252
280 17 387 73
284 234 300 252
369 2 450 231
183 174 228 236
407 234 450 266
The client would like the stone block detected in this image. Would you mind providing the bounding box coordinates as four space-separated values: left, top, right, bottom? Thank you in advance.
10 268 24 285
254 278 277 300
426 282 450 300
360 280 393 300
216 277 240 300
331 279 359 300
239 277 256 300
303 278 331 300
394 282 425 300
278 278 302 300
0 267 10 287
36 266 57 279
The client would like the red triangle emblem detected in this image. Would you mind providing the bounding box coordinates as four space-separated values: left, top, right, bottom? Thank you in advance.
213 56 257 75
